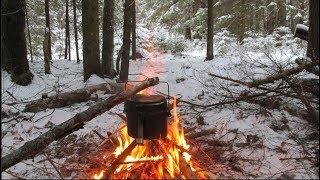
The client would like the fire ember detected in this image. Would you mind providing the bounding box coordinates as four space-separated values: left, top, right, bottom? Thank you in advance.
90 96 208 179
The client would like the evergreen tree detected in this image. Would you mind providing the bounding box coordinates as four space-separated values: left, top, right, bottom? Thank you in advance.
1 0 33 86
82 0 101 82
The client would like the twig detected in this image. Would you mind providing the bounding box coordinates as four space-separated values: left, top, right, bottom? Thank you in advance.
6 90 18 101
43 152 64 179
93 130 106 140
186 128 216 139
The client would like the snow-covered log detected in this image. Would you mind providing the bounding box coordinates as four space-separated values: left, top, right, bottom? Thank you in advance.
24 82 123 112
1 77 159 172
248 59 319 87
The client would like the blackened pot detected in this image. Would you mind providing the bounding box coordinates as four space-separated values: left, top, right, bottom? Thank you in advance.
124 94 168 140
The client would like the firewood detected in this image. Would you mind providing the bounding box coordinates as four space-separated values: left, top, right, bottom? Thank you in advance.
1 77 159 172
103 140 138 179
24 82 123 113
179 155 197 179
186 128 216 139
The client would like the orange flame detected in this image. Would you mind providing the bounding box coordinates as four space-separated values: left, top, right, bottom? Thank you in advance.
93 97 206 179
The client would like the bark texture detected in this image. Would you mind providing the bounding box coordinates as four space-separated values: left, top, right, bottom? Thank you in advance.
45 0 52 60
307 0 320 61
72 0 80 63
119 0 133 82
43 30 51 74
25 4 33 62
24 82 123 112
131 0 137 60
1 77 160 172
206 0 214 60
102 0 115 76
82 0 101 82
64 0 71 60
1 0 33 86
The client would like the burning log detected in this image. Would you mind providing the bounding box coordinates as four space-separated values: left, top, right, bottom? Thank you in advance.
24 82 123 113
1 77 160 172
179 154 197 179
103 140 138 179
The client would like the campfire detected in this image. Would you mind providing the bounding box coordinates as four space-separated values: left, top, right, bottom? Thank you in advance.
90 89 208 179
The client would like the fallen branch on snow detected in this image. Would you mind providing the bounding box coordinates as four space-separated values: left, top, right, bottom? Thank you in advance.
1 77 160 171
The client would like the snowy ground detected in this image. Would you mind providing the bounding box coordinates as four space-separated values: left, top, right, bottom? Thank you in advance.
1 26 318 179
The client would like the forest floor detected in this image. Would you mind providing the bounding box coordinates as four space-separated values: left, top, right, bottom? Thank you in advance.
1 26 318 179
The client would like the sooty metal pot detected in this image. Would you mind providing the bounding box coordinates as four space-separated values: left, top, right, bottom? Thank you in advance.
124 94 169 140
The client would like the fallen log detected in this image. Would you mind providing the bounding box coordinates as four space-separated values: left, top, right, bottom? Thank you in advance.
1 77 159 172
248 59 319 87
24 82 123 113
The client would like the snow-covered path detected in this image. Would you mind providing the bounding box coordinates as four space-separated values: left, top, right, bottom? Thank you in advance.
1 27 318 179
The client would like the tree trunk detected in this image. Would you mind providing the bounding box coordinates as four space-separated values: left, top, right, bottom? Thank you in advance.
82 0 101 82
1 77 160 172
185 26 192 40
72 0 80 63
45 0 52 60
307 0 320 61
25 3 33 62
276 0 286 27
206 0 214 61
131 0 137 60
119 0 133 82
1 0 33 86
237 0 246 43
102 0 115 77
43 30 51 74
64 0 71 60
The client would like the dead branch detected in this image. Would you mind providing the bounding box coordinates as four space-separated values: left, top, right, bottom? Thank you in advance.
186 128 216 139
1 77 159 172
43 152 64 179
24 82 123 113
6 90 18 101
180 91 272 108
295 58 319 76
247 59 319 87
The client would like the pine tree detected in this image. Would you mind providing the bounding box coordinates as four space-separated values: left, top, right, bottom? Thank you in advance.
82 0 101 82
25 3 33 62
206 0 214 61
102 0 115 77
64 0 71 60
131 0 137 60
119 0 133 82
72 0 80 63
307 0 319 61
1 0 33 86
45 0 52 60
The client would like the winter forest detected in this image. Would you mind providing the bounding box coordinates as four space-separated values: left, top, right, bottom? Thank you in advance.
1 0 319 179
